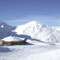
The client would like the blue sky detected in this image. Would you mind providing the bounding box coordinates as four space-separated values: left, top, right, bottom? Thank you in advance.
0 0 60 26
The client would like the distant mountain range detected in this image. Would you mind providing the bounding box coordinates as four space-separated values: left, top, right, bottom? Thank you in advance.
0 21 14 39
0 21 60 43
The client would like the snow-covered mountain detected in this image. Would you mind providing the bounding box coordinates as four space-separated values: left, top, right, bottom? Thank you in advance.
0 21 60 60
0 21 60 43
14 21 60 43
52 27 60 31
0 21 14 39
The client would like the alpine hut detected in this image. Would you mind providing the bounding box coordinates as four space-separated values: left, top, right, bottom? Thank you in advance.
1 36 27 46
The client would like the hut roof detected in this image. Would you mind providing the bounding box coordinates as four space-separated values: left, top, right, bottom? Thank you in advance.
2 36 25 42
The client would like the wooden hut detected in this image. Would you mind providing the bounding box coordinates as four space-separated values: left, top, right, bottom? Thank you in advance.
1 36 27 45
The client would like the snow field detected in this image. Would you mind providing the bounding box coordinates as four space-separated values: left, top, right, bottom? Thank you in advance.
0 45 60 60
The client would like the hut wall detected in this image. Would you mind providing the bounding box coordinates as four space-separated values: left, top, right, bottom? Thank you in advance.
8 41 26 45
2 39 27 45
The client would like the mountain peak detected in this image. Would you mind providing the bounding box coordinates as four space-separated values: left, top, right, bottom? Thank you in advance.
27 21 40 25
15 21 60 43
0 21 14 39
25 21 47 28
28 21 38 24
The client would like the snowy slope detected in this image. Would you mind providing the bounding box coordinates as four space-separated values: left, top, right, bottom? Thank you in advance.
27 48 60 60
0 21 14 39
15 21 60 43
0 45 60 60
52 27 60 31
